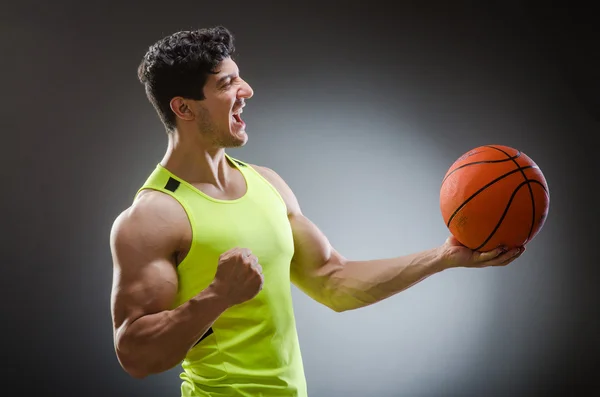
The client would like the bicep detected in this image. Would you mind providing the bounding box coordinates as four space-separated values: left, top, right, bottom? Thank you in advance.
289 214 345 305
250 164 346 305
110 209 179 339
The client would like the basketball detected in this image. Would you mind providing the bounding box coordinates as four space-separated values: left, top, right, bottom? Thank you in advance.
439 145 550 252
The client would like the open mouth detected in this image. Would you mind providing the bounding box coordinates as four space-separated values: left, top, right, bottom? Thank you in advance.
232 106 245 127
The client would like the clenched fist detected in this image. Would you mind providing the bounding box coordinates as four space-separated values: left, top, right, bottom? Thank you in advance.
210 247 264 307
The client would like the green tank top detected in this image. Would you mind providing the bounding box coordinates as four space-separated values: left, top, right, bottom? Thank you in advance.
135 154 307 397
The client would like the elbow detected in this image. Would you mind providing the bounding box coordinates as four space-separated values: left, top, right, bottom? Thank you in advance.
125 367 149 380
325 291 354 313
115 341 179 379
323 281 351 313
326 285 376 313
116 349 151 379
328 300 355 313
115 335 157 379
121 359 171 379
330 305 349 313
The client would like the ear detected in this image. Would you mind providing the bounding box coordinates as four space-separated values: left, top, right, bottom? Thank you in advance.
170 97 195 121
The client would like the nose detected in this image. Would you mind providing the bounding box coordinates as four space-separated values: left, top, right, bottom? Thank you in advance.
238 78 254 99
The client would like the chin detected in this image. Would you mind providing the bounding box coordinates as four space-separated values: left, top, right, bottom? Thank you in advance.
235 131 249 146
220 129 248 148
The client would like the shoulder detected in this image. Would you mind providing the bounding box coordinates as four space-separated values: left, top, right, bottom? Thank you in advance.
247 164 301 216
248 163 282 184
110 189 188 257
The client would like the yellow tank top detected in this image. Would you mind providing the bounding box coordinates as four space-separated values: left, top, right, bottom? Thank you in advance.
135 154 307 397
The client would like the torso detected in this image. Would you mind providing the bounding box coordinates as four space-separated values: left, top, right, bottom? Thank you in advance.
133 156 307 396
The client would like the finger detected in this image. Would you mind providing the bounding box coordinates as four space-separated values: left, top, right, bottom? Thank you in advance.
476 246 507 262
494 252 523 267
489 247 523 267
239 248 252 258
519 245 527 254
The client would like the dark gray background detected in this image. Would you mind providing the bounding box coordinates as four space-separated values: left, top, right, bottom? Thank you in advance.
2 1 598 396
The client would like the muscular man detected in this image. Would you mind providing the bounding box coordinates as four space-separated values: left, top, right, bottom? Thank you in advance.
109 26 524 397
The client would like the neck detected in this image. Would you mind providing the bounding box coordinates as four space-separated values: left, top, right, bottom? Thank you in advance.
160 130 234 188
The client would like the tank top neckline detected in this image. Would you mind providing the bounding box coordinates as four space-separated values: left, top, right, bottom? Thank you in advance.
156 153 251 204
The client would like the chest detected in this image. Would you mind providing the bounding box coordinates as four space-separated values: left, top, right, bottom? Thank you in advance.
176 190 295 282
200 198 292 263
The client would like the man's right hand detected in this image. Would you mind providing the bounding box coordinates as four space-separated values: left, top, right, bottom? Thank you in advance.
211 247 264 307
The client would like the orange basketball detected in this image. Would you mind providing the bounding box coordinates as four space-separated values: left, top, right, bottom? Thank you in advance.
440 145 550 252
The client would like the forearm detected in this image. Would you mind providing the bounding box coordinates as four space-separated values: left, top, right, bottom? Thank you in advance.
328 247 447 312
116 285 229 378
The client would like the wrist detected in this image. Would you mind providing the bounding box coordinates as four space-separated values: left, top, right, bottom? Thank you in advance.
194 283 232 312
431 246 454 271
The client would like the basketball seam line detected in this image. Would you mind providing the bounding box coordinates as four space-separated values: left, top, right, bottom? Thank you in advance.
473 179 546 251
446 164 537 228
486 145 537 244
441 151 522 185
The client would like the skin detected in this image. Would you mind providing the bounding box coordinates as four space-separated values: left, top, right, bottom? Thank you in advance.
110 57 524 379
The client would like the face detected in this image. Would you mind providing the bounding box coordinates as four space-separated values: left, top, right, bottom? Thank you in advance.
187 57 254 148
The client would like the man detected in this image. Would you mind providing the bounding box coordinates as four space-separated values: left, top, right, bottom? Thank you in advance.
109 26 524 397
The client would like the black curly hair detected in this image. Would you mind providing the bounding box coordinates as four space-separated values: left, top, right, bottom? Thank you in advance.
138 26 235 131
